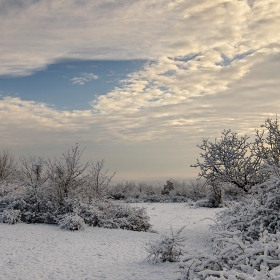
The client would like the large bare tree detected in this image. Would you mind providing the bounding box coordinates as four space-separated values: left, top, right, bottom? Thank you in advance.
0 149 16 183
192 129 263 192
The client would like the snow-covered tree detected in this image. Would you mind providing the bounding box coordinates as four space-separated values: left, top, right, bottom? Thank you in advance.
46 144 89 204
84 159 115 201
179 161 280 279
15 155 48 195
0 149 16 183
254 117 280 167
191 129 263 192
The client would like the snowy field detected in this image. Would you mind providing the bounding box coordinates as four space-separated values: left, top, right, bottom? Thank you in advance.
0 203 220 280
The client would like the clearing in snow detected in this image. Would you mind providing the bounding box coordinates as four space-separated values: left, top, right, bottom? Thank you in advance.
0 203 219 280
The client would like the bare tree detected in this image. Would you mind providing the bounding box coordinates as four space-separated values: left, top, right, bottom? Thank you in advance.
16 155 48 195
187 179 207 199
254 117 280 167
191 129 263 192
0 149 16 183
85 159 115 200
46 144 89 204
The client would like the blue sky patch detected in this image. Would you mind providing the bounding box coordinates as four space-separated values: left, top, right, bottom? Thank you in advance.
0 59 146 110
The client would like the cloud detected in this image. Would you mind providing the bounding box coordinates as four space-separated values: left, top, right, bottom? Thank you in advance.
0 0 278 76
70 73 98 85
1 48 280 145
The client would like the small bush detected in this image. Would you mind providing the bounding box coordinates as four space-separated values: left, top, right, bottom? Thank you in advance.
98 201 151 231
76 202 101 227
145 226 187 265
1 194 58 224
2 209 21 224
59 213 86 231
178 230 280 280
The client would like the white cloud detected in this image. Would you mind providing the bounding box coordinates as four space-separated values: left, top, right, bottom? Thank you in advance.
70 73 98 85
0 0 278 76
1 48 280 145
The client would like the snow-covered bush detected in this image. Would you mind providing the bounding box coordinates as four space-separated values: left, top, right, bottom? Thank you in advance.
107 180 201 203
203 265 280 280
2 194 58 224
0 183 20 197
0 144 151 231
2 209 21 224
108 181 161 201
212 164 280 241
179 163 280 279
75 202 101 227
59 213 86 231
97 201 151 231
145 226 187 264
222 183 245 203
194 181 225 208
195 198 221 208
179 230 280 280
57 199 151 231
186 180 208 200
0 193 151 231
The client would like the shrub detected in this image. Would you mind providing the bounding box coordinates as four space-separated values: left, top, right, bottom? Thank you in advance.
179 162 280 279
97 201 151 231
107 180 203 203
2 209 21 224
178 231 280 280
145 226 187 265
0 193 151 231
187 180 208 200
7 194 57 224
59 213 86 231
75 202 101 227
212 167 280 241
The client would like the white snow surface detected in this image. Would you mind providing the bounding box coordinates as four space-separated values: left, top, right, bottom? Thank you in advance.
0 203 219 280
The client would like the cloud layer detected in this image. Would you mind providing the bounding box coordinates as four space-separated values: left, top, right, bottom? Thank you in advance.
1 0 280 75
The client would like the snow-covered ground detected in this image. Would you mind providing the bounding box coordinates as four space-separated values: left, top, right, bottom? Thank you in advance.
0 203 220 280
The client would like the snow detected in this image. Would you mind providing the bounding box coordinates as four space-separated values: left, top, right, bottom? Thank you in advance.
0 203 220 280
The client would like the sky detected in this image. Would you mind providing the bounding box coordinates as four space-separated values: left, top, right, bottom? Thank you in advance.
0 0 280 182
